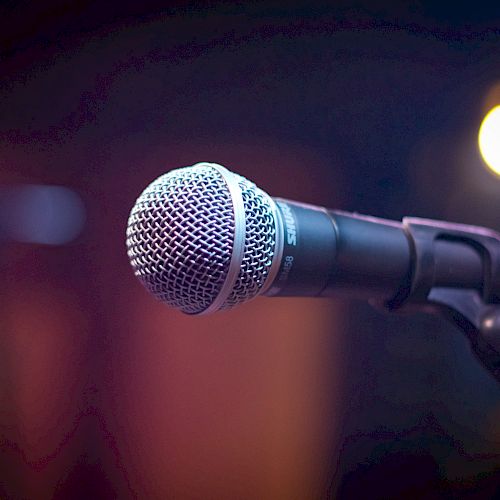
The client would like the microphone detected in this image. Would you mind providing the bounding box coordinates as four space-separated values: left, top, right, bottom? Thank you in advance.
125 162 498 315
126 162 500 382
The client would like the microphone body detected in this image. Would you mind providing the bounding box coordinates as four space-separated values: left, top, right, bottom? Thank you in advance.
267 199 485 304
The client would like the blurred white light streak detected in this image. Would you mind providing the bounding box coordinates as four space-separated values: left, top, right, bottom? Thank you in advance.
479 105 500 177
0 185 85 245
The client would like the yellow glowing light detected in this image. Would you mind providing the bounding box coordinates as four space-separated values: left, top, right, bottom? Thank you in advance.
479 105 500 176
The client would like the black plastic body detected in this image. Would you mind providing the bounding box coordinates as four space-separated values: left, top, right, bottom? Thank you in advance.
266 199 500 383
266 199 336 297
267 200 484 300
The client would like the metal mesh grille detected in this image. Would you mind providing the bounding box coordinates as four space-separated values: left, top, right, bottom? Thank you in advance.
126 165 234 314
221 175 276 309
126 164 278 314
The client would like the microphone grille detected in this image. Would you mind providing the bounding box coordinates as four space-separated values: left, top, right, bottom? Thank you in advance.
221 174 276 310
126 165 235 314
126 163 280 314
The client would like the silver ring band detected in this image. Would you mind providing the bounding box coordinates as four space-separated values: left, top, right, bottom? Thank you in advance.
198 163 246 314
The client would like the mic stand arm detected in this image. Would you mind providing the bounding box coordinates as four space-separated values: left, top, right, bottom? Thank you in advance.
385 218 500 383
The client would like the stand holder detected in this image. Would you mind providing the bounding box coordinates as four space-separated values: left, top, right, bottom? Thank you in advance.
386 217 500 382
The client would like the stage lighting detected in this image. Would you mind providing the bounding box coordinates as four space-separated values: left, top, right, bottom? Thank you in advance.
0 185 85 245
479 105 500 176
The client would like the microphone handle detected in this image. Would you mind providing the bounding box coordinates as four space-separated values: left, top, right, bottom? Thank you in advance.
266 198 484 301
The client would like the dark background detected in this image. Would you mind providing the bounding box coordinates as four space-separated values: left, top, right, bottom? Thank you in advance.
1 1 500 498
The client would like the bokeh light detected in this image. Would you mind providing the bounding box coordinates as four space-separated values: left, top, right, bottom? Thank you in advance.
0 185 85 245
479 105 500 176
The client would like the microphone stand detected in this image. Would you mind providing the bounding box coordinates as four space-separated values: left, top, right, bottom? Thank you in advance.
384 217 500 383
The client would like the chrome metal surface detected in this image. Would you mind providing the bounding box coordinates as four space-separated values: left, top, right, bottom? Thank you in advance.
126 163 280 314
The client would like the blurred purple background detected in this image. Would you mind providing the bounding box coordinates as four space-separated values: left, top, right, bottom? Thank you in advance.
1 1 500 498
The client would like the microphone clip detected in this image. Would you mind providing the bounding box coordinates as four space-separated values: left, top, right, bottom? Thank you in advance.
386 217 500 382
